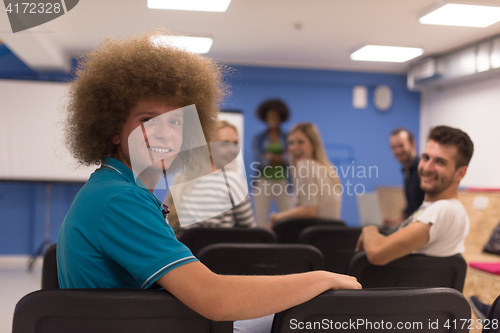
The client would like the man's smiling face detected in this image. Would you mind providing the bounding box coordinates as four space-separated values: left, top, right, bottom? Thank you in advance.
112 100 183 172
390 131 414 165
418 140 461 196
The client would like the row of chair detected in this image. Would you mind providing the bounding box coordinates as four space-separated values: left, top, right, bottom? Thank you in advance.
42 242 467 292
179 218 348 255
271 217 346 243
12 241 480 333
196 246 467 292
180 221 359 273
14 287 479 333
179 223 466 285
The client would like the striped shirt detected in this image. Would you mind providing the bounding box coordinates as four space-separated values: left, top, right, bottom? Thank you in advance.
179 171 256 228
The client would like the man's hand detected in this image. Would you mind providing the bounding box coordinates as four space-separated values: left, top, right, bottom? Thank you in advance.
328 272 362 290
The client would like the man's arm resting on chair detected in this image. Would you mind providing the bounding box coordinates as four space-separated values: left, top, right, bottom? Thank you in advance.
157 261 361 322
355 222 431 266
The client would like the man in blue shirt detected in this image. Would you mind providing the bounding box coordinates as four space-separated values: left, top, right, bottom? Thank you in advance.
57 31 360 323
385 128 425 227
58 155 197 289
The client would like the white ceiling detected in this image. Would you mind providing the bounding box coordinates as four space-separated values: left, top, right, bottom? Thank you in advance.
2 0 500 74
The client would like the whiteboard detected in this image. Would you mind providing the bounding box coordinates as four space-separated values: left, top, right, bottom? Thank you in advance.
0 80 95 182
420 76 500 189
0 80 244 182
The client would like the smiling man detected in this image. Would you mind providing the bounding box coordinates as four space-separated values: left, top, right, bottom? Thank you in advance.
356 126 474 265
57 32 360 329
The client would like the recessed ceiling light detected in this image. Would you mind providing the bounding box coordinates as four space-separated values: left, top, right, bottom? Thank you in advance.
419 3 500 27
151 36 213 54
350 45 424 63
147 0 231 12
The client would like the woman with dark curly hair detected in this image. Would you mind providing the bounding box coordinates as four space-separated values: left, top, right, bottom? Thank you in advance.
57 31 360 327
252 99 292 227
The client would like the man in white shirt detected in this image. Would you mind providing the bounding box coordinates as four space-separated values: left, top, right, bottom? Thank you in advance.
356 125 474 265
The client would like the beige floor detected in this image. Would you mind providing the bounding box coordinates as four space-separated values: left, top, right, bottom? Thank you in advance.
0 256 42 333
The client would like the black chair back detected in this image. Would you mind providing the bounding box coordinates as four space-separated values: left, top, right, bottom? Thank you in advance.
272 218 346 243
272 287 471 333
12 289 232 333
197 243 324 275
347 251 467 292
42 243 59 290
179 227 277 256
299 226 362 273
483 294 500 333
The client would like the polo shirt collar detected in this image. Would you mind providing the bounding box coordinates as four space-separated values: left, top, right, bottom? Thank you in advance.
102 157 136 183
101 157 163 207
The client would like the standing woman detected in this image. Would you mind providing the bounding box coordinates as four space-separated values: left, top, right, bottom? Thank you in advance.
269 122 342 225
252 99 292 227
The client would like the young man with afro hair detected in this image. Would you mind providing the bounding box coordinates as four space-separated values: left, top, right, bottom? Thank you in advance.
57 31 360 327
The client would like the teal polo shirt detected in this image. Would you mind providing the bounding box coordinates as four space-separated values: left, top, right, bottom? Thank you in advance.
57 157 197 289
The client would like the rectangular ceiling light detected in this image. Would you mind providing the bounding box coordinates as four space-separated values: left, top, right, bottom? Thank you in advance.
419 3 500 27
350 45 424 63
151 36 213 54
147 0 231 12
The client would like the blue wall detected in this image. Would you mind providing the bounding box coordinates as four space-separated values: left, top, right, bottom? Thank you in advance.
0 182 83 255
0 58 420 254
